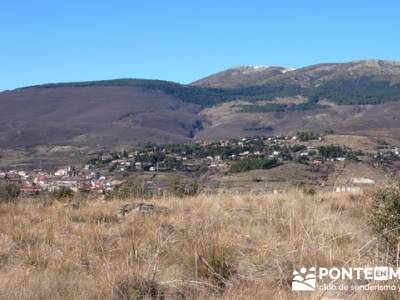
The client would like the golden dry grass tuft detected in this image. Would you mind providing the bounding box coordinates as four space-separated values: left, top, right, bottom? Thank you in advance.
0 191 396 299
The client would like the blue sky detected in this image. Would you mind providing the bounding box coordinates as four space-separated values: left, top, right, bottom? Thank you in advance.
1 0 399 91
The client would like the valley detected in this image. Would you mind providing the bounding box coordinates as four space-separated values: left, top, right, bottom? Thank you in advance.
1 59 400 198
1 132 399 199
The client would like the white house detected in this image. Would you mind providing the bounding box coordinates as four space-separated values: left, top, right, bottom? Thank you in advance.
54 169 67 177
352 178 375 184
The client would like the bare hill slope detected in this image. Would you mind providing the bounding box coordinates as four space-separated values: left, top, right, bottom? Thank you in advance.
0 86 202 147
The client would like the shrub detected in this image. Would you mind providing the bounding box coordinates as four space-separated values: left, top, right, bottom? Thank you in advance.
318 145 347 158
346 151 359 161
297 131 320 141
113 276 163 300
51 187 74 200
168 176 199 197
114 178 153 199
252 177 263 182
369 183 400 250
230 158 278 173
302 186 317 196
195 239 236 288
0 182 21 202
291 144 307 152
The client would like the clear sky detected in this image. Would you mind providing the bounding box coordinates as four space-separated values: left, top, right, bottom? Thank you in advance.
1 0 399 91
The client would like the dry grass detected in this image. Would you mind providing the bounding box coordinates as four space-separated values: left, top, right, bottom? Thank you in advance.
0 190 395 299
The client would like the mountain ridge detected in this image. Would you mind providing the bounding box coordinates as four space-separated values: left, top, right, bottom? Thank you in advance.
1 59 400 148
8 59 400 92
192 59 400 88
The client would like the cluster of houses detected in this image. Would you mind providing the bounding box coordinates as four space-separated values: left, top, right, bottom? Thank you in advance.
86 134 354 174
2 134 399 196
334 177 377 193
374 146 400 160
0 167 124 195
194 135 351 166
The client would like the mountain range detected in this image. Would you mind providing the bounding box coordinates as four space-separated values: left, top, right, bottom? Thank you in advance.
1 59 400 149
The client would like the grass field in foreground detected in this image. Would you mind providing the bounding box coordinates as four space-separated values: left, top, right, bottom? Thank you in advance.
0 191 395 299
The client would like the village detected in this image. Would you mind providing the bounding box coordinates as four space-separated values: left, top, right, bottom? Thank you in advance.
0 166 125 196
1 132 399 196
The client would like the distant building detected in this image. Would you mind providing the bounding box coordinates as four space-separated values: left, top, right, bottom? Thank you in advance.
335 186 361 193
352 178 375 184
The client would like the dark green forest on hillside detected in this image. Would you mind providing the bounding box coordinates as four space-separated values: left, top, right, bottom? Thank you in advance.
240 95 324 113
22 76 400 109
23 79 304 107
314 77 400 105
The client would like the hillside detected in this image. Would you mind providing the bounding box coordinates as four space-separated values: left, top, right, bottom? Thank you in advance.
1 59 400 149
0 86 203 147
194 60 400 106
198 98 400 141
